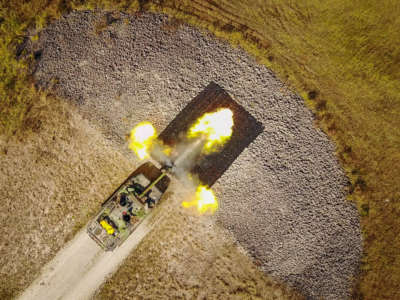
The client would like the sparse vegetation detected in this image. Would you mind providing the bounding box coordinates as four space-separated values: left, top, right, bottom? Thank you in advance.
1 0 399 299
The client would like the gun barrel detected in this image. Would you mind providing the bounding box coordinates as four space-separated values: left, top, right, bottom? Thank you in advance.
139 171 168 198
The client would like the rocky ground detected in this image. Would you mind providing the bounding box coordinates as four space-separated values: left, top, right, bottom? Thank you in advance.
27 10 362 299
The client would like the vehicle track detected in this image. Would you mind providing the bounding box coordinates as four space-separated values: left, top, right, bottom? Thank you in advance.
18 199 160 300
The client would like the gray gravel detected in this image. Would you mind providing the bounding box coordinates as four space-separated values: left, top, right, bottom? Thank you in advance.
32 10 362 299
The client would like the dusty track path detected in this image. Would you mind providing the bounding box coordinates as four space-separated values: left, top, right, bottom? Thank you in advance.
18 207 157 300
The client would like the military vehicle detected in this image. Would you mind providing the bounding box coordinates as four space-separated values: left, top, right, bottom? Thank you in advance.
87 82 263 251
87 162 170 251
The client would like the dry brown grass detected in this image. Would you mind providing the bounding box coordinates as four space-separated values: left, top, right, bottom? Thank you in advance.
0 96 135 299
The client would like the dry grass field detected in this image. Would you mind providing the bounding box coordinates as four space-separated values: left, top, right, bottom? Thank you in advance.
1 0 399 299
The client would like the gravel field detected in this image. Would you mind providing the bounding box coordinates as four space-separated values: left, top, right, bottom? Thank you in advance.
32 11 362 299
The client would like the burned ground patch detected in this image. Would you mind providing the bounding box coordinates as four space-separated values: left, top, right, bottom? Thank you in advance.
159 82 263 186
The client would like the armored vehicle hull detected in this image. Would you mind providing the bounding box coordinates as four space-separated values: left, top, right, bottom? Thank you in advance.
87 162 170 251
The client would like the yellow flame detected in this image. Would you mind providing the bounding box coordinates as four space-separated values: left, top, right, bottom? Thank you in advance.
187 108 233 153
162 145 172 156
182 185 218 214
129 122 156 159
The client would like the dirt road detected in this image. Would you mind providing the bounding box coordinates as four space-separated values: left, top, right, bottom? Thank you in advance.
18 212 156 300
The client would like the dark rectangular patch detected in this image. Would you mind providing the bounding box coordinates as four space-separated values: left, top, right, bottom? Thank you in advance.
158 82 264 186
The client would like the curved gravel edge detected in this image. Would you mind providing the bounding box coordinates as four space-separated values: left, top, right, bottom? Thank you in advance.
32 11 362 299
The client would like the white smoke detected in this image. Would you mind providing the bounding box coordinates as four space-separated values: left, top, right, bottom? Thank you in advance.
150 135 206 188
